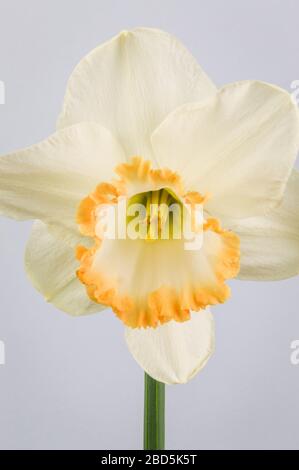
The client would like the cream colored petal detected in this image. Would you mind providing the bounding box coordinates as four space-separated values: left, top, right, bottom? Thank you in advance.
25 221 104 315
125 310 215 384
229 169 299 280
152 81 299 218
0 122 125 239
57 27 216 161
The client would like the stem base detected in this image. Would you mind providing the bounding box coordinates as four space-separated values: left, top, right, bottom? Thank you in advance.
143 373 165 450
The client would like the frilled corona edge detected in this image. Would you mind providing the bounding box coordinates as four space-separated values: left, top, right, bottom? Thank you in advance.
75 157 240 328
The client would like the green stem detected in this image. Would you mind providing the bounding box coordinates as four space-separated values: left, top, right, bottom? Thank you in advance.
143 373 165 450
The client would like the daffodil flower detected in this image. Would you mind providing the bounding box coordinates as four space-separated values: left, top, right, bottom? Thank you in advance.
0 28 298 392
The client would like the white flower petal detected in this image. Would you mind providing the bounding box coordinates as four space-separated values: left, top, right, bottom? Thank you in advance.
125 310 215 384
230 169 299 280
25 221 104 315
152 81 299 218
57 28 216 161
0 122 125 239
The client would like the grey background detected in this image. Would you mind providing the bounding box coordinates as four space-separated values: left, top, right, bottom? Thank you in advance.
0 0 298 450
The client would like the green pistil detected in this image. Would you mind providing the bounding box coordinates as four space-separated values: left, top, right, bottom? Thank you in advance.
126 187 182 240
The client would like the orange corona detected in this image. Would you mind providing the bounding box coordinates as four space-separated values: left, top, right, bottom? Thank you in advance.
76 157 240 328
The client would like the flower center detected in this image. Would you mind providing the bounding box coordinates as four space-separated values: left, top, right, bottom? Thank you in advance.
126 187 183 241
76 156 240 328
